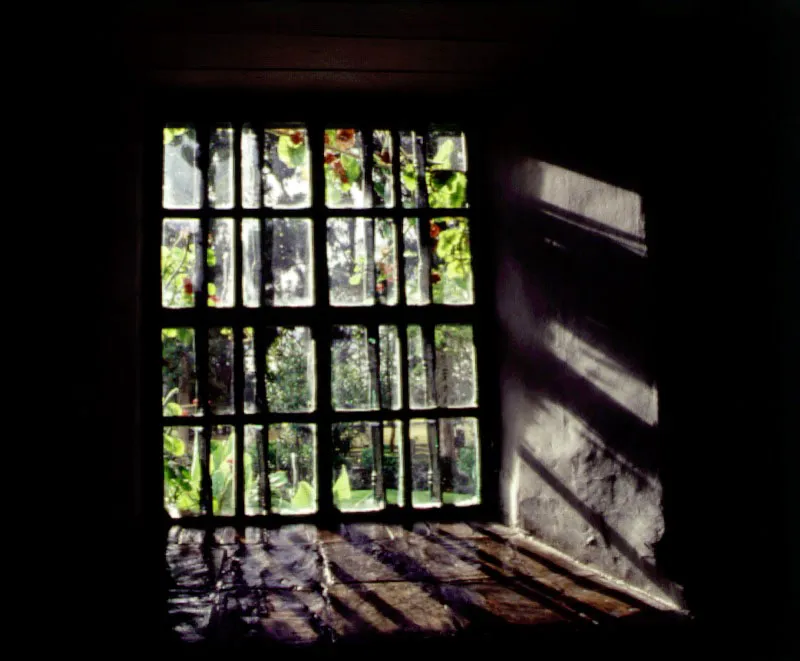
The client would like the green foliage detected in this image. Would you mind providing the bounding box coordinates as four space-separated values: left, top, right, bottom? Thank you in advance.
332 465 352 505
277 134 306 168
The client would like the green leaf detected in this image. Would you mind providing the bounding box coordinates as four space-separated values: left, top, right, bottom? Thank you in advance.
206 248 216 267
269 471 289 489
208 282 217 295
436 229 459 259
332 465 352 502
430 139 454 169
341 154 361 184
348 274 362 286
278 135 306 168
177 328 193 346
164 401 184 417
291 480 315 509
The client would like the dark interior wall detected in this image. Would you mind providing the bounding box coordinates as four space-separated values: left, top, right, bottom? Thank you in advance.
54 2 796 655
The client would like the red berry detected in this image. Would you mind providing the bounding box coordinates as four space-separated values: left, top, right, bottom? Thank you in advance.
431 272 441 284
430 224 441 239
376 282 385 294
380 149 391 164
324 152 337 165
183 278 193 295
290 131 303 145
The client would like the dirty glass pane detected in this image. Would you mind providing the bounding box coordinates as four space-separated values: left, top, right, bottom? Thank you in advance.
162 328 199 417
208 327 234 414
332 422 385 512
209 125 234 209
430 217 473 305
211 425 235 516
163 426 204 517
241 124 260 209
383 421 404 506
208 218 235 307
244 425 267 515
407 325 434 409
325 129 367 208
242 218 261 308
371 129 395 208
410 419 441 508
379 325 401 410
435 325 477 407
266 327 315 412
327 218 374 306
243 327 257 414
400 130 427 208
426 129 468 209
332 326 376 411
263 128 311 208
163 125 201 209
161 219 201 309
440 417 480 506
266 218 314 306
268 423 317 515
402 218 430 305
375 218 398 305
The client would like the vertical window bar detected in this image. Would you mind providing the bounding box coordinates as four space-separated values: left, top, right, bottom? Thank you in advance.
196 121 213 516
392 130 413 511
311 121 333 521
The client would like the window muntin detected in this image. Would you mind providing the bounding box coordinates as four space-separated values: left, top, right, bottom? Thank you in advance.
160 123 480 520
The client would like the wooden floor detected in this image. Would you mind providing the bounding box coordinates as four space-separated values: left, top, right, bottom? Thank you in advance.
165 521 691 656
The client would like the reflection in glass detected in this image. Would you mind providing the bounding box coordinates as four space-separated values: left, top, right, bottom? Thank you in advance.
265 218 314 306
209 125 234 209
241 124 260 209
242 218 262 308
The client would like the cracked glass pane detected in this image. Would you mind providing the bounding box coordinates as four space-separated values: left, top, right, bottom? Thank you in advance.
162 328 199 417
269 423 317 515
162 219 201 309
163 125 201 209
163 426 204 517
263 127 311 208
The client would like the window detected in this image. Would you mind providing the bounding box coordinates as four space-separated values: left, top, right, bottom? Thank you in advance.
159 117 483 523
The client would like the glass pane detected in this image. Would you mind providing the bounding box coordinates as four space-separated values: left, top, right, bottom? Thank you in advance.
243 327 257 414
242 218 262 308
210 425 235 516
440 417 480 506
325 129 367 208
263 128 311 208
435 325 477 407
332 326 376 411
244 425 267 515
383 421 404 506
163 426 204 517
241 124 260 209
399 130 426 208
375 218 398 305
371 129 395 208
327 218 374 306
402 218 430 305
426 128 468 209
163 125 201 209
378 325 401 410
266 327 315 412
332 422 385 512
161 219 201 309
162 328 199 417
208 327 234 414
208 218 235 308
410 419 441 508
266 218 314 306
268 423 317 515
431 217 474 305
407 325 434 410
208 125 233 209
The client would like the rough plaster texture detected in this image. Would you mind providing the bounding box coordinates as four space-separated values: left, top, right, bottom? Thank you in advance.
495 153 682 606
